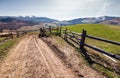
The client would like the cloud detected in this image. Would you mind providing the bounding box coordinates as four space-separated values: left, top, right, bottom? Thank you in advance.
0 0 120 20
34 0 120 19
98 0 120 16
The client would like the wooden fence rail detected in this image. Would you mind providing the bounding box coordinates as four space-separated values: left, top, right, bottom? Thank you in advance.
86 35 120 45
40 26 120 61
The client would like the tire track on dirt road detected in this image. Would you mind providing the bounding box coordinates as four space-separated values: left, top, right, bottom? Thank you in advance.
34 37 56 78
34 36 77 78
0 35 79 78
0 36 32 78
20 36 52 78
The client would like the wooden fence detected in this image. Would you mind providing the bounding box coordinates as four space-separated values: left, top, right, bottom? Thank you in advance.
39 26 120 61
0 30 27 43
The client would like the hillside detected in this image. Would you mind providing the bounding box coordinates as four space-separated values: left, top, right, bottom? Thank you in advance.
0 16 59 23
64 24 120 41
0 16 120 31
0 17 38 30
0 16 59 30
66 16 120 25
64 24 120 54
100 18 120 25
16 16 59 23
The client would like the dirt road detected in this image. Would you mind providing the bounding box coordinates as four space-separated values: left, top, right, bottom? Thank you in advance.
0 35 78 78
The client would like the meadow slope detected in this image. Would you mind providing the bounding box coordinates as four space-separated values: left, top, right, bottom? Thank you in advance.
64 24 120 54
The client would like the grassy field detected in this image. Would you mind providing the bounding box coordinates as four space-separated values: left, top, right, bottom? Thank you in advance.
0 37 6 42
62 24 120 78
63 24 120 55
0 39 16 60
63 24 120 41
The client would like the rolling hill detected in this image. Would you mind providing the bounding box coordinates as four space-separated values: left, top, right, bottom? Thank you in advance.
0 17 38 30
99 18 120 25
0 16 120 31
63 24 120 54
66 16 120 25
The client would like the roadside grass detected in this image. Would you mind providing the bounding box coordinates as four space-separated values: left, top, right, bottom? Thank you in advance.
62 24 120 78
92 64 119 78
27 31 39 35
0 39 16 60
0 37 6 42
0 34 28 62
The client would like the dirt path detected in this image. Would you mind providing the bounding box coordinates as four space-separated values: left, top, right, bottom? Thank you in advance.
0 35 78 78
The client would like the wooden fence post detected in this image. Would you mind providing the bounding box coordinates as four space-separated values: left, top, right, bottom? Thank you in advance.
39 28 43 37
17 31 19 38
10 31 13 39
49 26 52 35
57 25 59 35
64 28 67 40
59 26 62 36
80 29 86 49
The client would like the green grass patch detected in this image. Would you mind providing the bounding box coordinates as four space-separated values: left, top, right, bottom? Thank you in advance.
63 24 120 41
62 24 120 78
92 64 119 78
0 37 6 42
63 24 120 54
0 39 16 60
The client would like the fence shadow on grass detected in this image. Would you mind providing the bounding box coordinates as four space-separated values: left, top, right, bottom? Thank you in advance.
64 37 120 73
63 38 93 65
39 25 120 77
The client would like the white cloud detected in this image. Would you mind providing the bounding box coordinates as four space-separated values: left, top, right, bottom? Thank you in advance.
44 0 107 20
0 0 120 20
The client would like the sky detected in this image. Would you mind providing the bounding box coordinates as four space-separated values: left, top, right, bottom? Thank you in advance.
0 0 120 20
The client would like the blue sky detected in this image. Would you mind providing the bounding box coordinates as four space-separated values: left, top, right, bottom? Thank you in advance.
0 0 120 20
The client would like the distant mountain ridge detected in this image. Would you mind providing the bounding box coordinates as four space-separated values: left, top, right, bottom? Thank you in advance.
0 16 120 30
0 16 59 30
16 16 59 23
65 16 120 25
0 16 120 25
0 17 38 30
0 16 59 23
